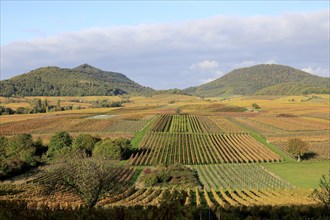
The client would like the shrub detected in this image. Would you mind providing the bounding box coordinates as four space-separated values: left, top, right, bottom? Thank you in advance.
143 172 158 187
110 102 122 107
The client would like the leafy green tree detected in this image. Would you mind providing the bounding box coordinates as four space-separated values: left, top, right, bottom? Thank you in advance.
47 131 72 158
73 134 101 156
311 172 330 208
176 108 182 114
0 134 44 179
16 107 27 114
34 137 46 157
93 138 131 160
110 101 122 107
29 98 42 113
7 133 36 165
0 106 15 115
252 103 260 109
287 138 309 162
42 99 49 112
56 99 61 109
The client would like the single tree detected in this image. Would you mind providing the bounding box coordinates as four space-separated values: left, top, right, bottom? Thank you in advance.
287 138 309 162
16 107 27 114
73 134 101 156
311 172 330 209
176 108 182 114
42 158 125 208
7 133 35 163
47 131 72 158
56 99 61 110
252 103 260 109
29 98 43 113
42 99 49 112
93 138 132 160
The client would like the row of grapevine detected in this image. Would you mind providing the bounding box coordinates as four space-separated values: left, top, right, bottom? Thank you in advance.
95 187 316 208
195 164 292 190
151 115 173 132
249 116 329 131
0 114 157 135
128 133 282 165
0 183 316 210
150 114 246 134
106 120 150 133
0 117 122 134
209 116 246 133
120 114 155 121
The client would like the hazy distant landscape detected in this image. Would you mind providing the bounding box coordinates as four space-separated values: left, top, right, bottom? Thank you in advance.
1 1 329 220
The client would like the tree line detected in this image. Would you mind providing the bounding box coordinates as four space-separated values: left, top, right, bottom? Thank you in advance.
0 98 124 116
0 132 132 179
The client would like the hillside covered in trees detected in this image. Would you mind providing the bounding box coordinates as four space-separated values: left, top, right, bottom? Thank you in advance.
0 64 154 96
184 64 329 97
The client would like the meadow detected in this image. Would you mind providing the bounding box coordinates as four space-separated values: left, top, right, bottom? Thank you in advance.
0 94 329 219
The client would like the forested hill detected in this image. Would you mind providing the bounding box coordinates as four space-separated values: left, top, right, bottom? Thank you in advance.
184 64 329 97
0 64 154 96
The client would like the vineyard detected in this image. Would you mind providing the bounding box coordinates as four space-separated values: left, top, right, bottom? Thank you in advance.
248 116 329 131
195 164 292 190
0 94 329 219
129 133 282 165
150 115 245 133
0 183 316 210
128 114 282 165
0 114 155 135
99 187 315 208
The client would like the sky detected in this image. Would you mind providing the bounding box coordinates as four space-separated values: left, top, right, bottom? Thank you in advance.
1 1 329 89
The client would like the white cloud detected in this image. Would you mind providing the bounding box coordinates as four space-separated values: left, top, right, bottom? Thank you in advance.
264 60 277 65
200 78 218 84
301 67 329 77
1 10 329 89
233 59 278 69
189 60 224 84
190 60 219 71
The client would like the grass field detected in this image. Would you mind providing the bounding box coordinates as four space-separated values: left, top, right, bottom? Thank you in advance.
263 160 329 188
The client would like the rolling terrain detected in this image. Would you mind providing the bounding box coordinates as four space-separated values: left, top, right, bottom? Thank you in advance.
184 64 329 96
0 64 154 96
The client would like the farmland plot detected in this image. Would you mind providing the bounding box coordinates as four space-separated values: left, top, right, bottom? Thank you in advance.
107 120 150 133
195 164 292 190
272 141 330 160
0 184 315 210
129 133 282 165
249 116 329 131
